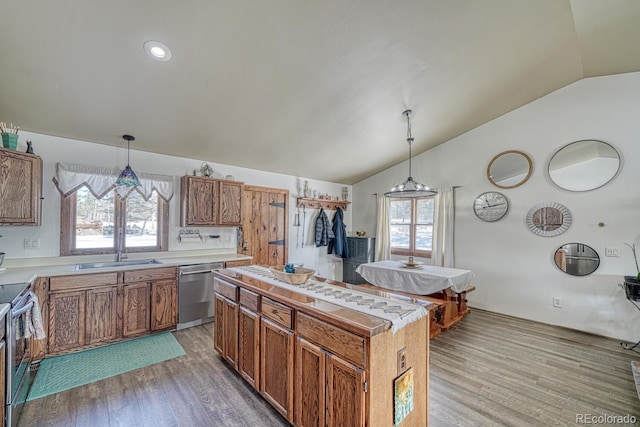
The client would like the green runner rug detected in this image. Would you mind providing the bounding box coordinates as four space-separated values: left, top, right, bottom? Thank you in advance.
27 332 185 401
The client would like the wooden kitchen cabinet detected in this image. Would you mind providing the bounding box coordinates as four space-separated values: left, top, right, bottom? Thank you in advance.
45 267 177 355
219 180 243 225
151 279 177 331
260 317 294 421
86 286 118 345
213 269 429 427
296 313 366 427
238 288 260 388
326 353 365 427
296 337 365 427
180 175 244 227
214 294 238 367
48 290 87 352
122 282 151 337
295 338 326 427
0 146 43 225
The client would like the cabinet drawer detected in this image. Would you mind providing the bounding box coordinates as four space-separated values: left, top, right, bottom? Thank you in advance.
225 259 252 268
123 267 177 283
214 278 238 302
297 312 366 369
239 288 260 312
50 272 118 292
261 297 292 330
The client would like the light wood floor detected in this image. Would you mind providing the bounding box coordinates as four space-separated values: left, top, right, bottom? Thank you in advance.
20 309 640 426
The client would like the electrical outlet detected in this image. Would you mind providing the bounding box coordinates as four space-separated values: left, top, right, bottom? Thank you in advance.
397 347 408 375
23 238 40 250
553 297 562 308
605 247 620 257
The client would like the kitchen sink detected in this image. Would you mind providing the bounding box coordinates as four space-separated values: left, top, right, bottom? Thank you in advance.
74 259 163 270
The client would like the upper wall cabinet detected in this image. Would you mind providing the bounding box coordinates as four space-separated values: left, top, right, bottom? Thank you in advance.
180 176 243 227
0 147 43 225
547 140 620 192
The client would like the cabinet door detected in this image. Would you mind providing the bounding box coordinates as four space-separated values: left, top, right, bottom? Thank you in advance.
86 286 118 345
222 296 238 367
122 282 150 337
150 279 177 331
295 337 326 427
181 176 219 226
219 181 243 225
49 290 86 352
0 147 42 225
238 306 260 388
260 318 294 421
214 294 225 354
326 353 366 427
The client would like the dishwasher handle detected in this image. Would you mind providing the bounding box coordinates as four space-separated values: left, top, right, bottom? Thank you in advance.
179 269 217 276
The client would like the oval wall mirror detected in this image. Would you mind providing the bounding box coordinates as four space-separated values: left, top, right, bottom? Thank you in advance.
525 202 572 237
554 243 600 276
487 150 533 189
548 140 620 192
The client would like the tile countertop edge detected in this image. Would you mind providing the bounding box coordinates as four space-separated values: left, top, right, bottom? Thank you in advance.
0 251 253 286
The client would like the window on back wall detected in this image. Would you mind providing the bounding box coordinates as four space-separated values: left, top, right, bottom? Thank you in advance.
60 186 169 256
389 197 434 258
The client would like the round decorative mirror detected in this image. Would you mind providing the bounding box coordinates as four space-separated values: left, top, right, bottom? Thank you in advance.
554 243 600 276
525 202 572 237
548 140 620 192
487 150 533 189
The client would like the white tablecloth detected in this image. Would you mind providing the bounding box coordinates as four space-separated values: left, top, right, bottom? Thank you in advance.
355 260 474 295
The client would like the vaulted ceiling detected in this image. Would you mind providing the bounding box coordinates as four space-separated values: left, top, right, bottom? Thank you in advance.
1 1 639 184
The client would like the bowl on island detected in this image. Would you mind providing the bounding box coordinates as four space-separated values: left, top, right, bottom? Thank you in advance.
269 266 316 285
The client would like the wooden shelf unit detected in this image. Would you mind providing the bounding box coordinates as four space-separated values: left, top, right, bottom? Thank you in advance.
296 197 350 211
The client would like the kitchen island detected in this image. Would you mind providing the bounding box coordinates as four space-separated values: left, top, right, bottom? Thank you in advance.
213 266 431 427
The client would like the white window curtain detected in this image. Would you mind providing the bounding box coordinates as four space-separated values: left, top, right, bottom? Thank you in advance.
431 187 455 267
375 194 391 261
53 162 174 201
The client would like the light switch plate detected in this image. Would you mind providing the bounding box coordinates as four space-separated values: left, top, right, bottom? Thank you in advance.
397 346 408 375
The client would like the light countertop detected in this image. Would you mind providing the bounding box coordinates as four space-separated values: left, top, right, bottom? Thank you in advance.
0 250 252 286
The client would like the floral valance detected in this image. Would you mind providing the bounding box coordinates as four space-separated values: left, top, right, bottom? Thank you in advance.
53 162 174 201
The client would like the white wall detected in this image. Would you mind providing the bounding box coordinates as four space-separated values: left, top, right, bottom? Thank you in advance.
353 72 640 341
0 133 351 280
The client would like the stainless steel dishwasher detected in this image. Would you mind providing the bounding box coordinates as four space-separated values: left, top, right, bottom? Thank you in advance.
177 262 224 330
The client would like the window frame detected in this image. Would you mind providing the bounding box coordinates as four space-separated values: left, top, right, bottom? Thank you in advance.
60 189 169 256
389 197 434 258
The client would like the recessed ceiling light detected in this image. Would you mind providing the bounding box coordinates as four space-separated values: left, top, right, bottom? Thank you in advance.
143 40 172 62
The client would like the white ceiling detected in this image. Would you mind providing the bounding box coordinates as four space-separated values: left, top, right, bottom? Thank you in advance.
1 0 639 184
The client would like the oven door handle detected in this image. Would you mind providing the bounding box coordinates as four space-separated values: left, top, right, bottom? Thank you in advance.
179 269 216 276
12 301 34 318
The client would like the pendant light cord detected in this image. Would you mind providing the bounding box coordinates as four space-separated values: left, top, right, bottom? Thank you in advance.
405 109 413 179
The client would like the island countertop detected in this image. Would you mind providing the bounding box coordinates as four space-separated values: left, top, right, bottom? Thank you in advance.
215 267 433 337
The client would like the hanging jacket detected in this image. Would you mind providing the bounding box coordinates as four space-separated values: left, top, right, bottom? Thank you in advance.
315 208 334 247
328 207 350 258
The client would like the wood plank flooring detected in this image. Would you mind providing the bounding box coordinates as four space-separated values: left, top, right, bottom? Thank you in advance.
19 309 640 426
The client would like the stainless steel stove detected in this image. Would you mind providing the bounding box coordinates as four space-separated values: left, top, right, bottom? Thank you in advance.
0 282 35 427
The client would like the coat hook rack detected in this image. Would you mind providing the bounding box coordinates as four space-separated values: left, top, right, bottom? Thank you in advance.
296 197 350 211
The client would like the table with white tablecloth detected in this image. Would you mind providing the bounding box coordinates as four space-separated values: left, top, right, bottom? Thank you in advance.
355 260 474 295
355 260 475 333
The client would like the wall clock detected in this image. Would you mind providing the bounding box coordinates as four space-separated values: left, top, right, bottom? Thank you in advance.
473 191 509 222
